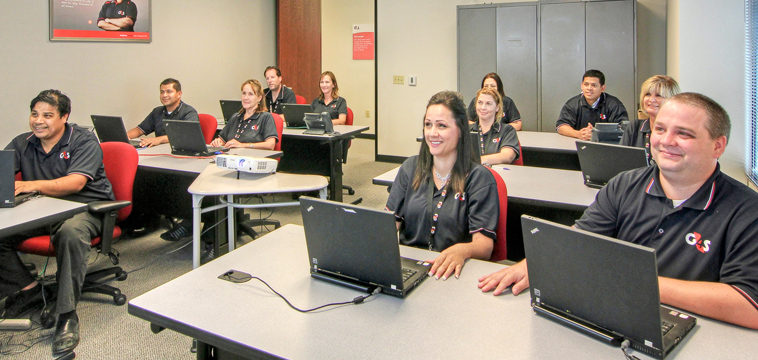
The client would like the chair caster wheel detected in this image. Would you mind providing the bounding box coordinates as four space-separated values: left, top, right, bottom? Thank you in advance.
114 294 127 306
116 271 128 281
348 189 355 195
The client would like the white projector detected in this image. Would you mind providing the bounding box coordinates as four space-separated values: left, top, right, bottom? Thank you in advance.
215 155 278 174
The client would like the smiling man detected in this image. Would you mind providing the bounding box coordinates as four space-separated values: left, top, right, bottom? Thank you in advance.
2 90 115 355
479 93 758 329
126 78 199 148
556 69 629 140
97 0 138 31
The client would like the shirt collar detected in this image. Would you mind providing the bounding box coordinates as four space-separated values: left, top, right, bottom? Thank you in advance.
472 120 501 133
644 163 720 210
28 123 73 151
640 118 651 133
164 101 183 115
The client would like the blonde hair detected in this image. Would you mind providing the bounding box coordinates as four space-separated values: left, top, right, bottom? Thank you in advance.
318 71 340 101
639 75 679 117
239 79 268 114
475 87 504 123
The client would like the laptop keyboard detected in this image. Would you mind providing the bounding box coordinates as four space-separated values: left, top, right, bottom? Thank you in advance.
661 320 675 335
402 268 417 282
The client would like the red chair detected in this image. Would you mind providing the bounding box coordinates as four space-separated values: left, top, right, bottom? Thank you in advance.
198 113 218 144
486 167 508 262
271 113 284 153
17 142 138 314
295 95 307 105
512 141 524 166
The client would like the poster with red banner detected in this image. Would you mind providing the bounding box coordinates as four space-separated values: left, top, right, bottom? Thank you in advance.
352 24 374 60
50 0 151 42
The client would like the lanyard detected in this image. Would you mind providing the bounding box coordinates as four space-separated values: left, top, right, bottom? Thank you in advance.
427 178 448 251
234 114 256 140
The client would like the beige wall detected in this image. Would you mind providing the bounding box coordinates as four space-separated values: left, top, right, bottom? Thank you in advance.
321 0 376 133
0 0 275 146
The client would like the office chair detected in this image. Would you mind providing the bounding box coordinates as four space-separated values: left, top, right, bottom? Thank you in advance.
512 141 524 166
16 142 137 325
236 113 284 239
295 95 307 105
198 113 218 144
485 167 508 262
342 107 362 205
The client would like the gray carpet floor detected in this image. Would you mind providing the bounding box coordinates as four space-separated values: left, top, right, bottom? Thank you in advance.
1 138 401 359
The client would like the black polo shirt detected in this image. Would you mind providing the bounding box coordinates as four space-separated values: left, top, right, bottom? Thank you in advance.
264 86 297 115
469 120 520 162
311 96 347 120
556 92 629 130
620 118 652 165
97 0 138 31
386 156 499 252
137 101 199 137
467 95 522 125
6 123 114 203
218 111 278 144
575 164 758 311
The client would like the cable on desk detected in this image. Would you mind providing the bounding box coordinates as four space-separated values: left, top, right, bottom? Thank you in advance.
620 340 640 360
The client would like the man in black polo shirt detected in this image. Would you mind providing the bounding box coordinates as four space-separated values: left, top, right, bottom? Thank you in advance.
1 90 115 355
479 93 758 329
556 69 629 140
97 0 138 31
126 78 199 148
263 66 297 116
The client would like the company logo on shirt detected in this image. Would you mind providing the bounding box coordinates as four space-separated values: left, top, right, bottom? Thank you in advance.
685 232 710 253
492 138 499 143
453 192 466 201
118 10 125 16
600 114 607 120
59 151 70 160
252 125 259 131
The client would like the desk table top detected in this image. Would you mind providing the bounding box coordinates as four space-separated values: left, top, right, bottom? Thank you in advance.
188 165 328 196
137 144 282 174
0 197 87 237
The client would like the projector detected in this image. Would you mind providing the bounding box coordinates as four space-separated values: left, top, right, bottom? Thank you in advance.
215 155 278 174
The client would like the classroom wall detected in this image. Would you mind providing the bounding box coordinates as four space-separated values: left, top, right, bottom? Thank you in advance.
0 0 276 146
321 0 376 133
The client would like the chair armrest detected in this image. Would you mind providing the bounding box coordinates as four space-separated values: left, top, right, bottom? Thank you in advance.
88 200 131 213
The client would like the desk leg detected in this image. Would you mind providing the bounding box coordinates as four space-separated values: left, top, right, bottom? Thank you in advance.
192 194 205 269
227 194 235 254
318 187 327 199
329 140 344 202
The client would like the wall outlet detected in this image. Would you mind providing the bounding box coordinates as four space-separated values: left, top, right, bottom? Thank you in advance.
365 110 370 118
393 75 404 85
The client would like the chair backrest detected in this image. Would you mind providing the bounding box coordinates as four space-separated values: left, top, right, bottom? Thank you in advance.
346 107 354 126
101 142 139 221
198 113 217 144
486 167 508 261
295 95 307 105
271 113 284 152
512 140 524 166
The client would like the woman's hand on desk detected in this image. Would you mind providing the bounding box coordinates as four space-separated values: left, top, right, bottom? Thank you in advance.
210 137 226 147
223 139 244 148
478 260 529 296
428 234 494 280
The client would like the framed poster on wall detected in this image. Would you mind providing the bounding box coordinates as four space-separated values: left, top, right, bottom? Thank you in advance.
50 0 151 42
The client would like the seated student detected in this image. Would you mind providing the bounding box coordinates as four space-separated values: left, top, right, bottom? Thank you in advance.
478 93 758 329
263 66 297 115
311 71 347 126
211 79 278 150
126 78 199 148
386 91 499 280
467 72 522 130
556 69 629 140
2 90 115 355
470 87 520 165
620 75 680 164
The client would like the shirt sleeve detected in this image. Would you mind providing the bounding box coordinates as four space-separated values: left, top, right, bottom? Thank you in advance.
386 158 415 221
466 166 499 240
261 113 279 142
282 87 297 104
98 3 107 22
556 98 578 130
620 118 638 147
127 2 138 21
607 98 629 124
574 174 624 237
181 107 199 122
337 98 348 115
67 133 102 181
137 109 157 135
498 125 520 161
502 96 522 123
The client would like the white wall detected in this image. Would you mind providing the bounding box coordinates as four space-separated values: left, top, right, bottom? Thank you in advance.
322 0 375 133
0 0 275 146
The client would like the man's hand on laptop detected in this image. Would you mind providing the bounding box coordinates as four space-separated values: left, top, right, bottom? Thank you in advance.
478 260 529 296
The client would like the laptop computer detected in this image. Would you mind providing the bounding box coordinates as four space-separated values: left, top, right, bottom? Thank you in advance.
0 150 40 208
163 120 229 156
219 100 242 123
576 140 649 189
90 115 142 147
299 197 430 298
521 215 697 359
303 112 335 135
280 104 311 128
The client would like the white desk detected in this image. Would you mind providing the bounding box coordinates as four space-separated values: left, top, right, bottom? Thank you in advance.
187 165 328 268
136 143 282 173
0 197 88 237
516 131 581 170
129 224 754 360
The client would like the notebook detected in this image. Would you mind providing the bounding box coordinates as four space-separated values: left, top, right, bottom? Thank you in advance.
90 115 142 147
219 100 242 123
0 150 40 208
303 112 335 135
163 120 229 156
575 140 649 188
300 197 430 298
521 215 696 359
280 104 311 128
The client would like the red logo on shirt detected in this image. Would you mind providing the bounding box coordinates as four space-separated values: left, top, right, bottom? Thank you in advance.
600 114 607 120
252 125 259 131
59 152 70 160
685 232 711 253
492 138 499 143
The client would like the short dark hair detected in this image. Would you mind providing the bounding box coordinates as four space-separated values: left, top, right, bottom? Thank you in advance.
160 78 182 91
668 92 731 143
264 66 282 77
583 69 605 86
481 72 506 99
30 89 71 117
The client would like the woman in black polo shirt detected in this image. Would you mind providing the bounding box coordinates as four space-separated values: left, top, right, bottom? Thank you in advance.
212 79 278 150
470 87 520 165
386 91 499 280
467 72 522 130
310 71 347 125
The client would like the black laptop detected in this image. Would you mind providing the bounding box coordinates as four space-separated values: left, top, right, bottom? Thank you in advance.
1 150 40 208
163 120 229 156
280 104 311 128
576 140 649 188
90 115 142 147
219 100 242 123
299 197 430 298
521 215 696 359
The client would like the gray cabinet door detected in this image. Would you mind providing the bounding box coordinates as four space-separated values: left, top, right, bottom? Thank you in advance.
497 5 538 131
458 8 497 104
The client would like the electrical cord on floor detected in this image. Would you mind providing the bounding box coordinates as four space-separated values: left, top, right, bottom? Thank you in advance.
219 270 381 313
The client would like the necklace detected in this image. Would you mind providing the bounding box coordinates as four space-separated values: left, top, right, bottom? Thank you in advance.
434 169 451 187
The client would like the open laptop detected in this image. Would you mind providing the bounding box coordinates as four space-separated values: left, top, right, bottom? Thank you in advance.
521 215 696 359
163 120 229 156
90 115 142 147
219 100 242 123
0 150 40 208
576 140 649 189
300 197 430 298
280 104 311 128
